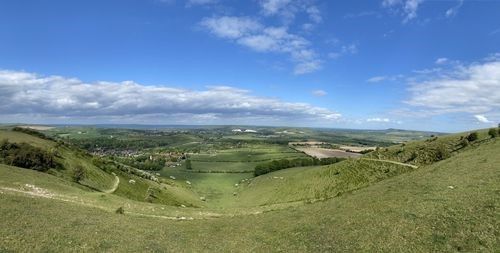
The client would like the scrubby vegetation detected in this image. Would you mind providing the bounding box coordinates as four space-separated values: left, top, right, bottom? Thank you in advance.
12 127 55 141
0 139 60 171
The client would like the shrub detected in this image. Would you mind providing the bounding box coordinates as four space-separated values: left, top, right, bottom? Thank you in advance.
460 138 469 148
466 132 478 142
488 128 498 138
0 141 59 171
115 207 125 214
72 166 86 183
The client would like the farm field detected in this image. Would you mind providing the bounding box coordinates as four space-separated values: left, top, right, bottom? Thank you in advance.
293 146 362 158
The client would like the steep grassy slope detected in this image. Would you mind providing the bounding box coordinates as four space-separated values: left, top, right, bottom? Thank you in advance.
0 130 115 191
235 158 415 207
0 129 202 207
0 131 498 251
367 128 493 165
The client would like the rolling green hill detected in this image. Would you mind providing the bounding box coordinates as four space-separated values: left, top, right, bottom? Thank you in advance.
0 128 498 251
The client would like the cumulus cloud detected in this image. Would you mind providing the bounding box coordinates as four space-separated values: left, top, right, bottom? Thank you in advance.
0 70 341 124
311 89 327 96
200 16 321 74
474 114 491 123
382 0 423 23
405 57 500 118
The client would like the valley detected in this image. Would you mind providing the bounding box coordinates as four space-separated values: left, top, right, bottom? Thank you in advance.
0 125 498 251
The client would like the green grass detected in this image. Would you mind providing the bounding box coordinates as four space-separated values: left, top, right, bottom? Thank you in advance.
0 132 498 251
190 161 259 172
367 128 493 165
235 158 415 206
159 167 252 208
190 147 306 162
0 130 116 192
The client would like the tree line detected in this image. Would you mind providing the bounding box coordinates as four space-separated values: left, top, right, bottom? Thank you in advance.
254 157 345 176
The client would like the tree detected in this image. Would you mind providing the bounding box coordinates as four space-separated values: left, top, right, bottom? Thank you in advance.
466 132 478 142
488 128 498 138
72 166 86 183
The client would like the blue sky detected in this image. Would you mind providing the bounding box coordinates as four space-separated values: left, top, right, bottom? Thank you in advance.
0 0 499 132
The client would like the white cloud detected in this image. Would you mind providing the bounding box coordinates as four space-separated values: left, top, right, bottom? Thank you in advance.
445 0 463 18
259 0 322 25
341 44 358 54
382 0 423 23
311 89 327 96
200 16 262 39
435 57 448 65
405 57 500 117
260 0 292 15
367 74 404 83
200 16 321 74
328 43 358 60
367 76 387 83
0 70 341 124
474 114 491 123
367 118 390 122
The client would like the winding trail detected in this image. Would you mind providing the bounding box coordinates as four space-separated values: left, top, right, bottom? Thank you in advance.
104 175 120 194
361 158 419 169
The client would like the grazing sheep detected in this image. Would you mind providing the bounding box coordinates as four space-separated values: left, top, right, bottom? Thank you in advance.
169 176 176 180
186 181 191 185
128 179 136 184
200 196 206 201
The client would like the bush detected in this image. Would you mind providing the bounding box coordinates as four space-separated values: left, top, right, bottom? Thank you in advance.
115 207 125 214
488 128 498 138
460 138 469 148
72 166 86 183
466 132 478 142
0 141 59 171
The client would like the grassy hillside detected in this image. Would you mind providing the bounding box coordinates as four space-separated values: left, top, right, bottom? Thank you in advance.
366 128 493 165
0 128 498 251
0 129 202 207
235 158 415 207
0 129 115 192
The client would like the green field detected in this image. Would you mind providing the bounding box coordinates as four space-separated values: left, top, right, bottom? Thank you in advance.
0 127 498 251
